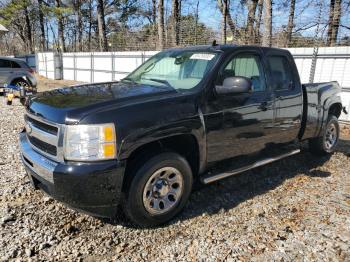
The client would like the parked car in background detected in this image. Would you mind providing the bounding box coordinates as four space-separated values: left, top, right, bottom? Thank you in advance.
0 57 37 95
19 45 344 227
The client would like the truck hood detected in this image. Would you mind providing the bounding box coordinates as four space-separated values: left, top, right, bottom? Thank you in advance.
27 81 177 124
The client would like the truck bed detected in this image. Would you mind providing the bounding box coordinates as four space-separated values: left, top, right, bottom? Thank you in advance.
301 81 342 140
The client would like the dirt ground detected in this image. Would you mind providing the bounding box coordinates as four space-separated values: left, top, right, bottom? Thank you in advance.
35 74 83 92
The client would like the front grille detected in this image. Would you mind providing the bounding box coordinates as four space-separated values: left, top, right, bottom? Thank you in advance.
25 113 60 160
26 115 58 135
28 135 57 156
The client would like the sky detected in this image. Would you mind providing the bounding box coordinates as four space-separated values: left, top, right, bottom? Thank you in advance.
179 0 350 39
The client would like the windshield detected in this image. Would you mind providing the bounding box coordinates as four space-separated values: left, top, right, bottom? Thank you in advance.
122 50 219 91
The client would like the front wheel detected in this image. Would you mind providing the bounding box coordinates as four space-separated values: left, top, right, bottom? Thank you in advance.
122 152 193 227
309 115 340 155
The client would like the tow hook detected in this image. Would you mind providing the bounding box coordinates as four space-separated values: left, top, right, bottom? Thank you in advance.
343 107 348 115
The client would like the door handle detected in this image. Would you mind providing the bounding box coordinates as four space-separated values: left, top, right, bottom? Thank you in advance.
258 101 268 111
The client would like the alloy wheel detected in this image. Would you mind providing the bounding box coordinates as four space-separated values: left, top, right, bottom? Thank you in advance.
142 167 184 215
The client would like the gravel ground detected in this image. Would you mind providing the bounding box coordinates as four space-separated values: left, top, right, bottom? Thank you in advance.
1 95 350 261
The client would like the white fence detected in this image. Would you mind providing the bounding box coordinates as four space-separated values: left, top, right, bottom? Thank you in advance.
288 47 350 122
36 51 158 82
36 47 350 122
36 52 55 79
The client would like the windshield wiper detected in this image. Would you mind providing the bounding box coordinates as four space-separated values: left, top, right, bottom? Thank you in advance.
144 78 173 89
121 77 137 84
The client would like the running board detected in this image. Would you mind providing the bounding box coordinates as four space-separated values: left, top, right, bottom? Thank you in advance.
201 149 301 184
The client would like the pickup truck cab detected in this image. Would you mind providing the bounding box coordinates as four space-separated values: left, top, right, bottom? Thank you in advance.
20 45 344 227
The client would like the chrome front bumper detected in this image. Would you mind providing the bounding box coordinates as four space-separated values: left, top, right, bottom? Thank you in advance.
20 132 57 184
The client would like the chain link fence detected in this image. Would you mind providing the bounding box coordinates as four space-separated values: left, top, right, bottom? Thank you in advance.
98 0 350 52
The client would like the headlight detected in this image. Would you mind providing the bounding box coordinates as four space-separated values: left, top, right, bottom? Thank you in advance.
64 123 116 161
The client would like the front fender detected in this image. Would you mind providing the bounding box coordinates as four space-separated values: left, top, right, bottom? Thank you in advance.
117 113 207 173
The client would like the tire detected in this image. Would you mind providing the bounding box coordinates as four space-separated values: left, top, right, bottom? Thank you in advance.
309 115 339 155
122 152 193 227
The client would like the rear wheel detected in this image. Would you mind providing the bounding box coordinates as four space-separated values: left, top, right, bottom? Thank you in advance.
12 79 32 97
122 152 192 227
13 79 30 89
309 115 339 155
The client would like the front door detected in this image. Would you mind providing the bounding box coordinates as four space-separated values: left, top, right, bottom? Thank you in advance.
204 50 276 164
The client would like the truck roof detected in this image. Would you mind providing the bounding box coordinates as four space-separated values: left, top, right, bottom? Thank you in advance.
0 56 28 63
165 44 291 55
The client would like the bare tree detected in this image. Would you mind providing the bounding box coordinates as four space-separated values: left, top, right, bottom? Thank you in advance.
330 0 342 46
23 3 33 53
56 0 66 52
254 0 263 42
88 0 93 50
217 0 237 39
194 0 199 44
150 0 157 49
326 0 335 46
222 0 228 43
285 0 296 47
37 0 46 51
262 0 272 47
172 0 180 46
96 0 108 51
246 0 258 44
74 0 83 51
152 0 156 32
158 0 165 49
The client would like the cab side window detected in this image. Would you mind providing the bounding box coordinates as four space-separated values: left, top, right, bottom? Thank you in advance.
11 61 21 68
267 56 294 90
0 59 12 68
218 54 265 92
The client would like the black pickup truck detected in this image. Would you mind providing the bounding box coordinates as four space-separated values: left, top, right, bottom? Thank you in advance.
20 45 344 227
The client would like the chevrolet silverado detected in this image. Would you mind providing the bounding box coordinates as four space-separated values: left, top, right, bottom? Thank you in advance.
20 45 344 227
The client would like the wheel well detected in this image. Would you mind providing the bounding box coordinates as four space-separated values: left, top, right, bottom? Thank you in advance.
328 103 342 118
10 77 29 86
122 134 200 193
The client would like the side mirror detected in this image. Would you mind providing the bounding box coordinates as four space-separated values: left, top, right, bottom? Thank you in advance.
215 76 252 95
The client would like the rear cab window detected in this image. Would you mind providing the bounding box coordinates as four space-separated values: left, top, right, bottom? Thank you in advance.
267 56 294 91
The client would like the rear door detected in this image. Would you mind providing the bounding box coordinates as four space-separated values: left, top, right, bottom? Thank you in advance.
265 51 303 144
205 49 276 163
